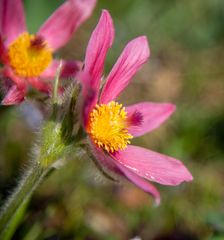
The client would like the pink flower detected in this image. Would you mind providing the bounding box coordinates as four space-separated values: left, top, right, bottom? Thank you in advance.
0 0 96 105
79 10 193 205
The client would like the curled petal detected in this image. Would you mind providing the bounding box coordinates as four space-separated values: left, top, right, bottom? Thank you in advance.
114 145 193 186
0 0 26 46
38 0 96 51
100 36 150 104
41 60 81 79
127 102 176 137
114 162 161 205
84 10 114 92
1 85 25 105
90 142 160 204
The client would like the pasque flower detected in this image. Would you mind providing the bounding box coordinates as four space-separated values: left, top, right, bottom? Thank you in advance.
0 0 96 105
79 10 193 205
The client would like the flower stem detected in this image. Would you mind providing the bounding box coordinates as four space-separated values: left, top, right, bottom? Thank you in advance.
0 161 54 237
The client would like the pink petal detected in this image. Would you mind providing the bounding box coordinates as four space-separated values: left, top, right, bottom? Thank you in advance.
83 10 114 92
41 60 81 79
38 0 96 51
115 163 161 205
113 145 193 186
100 36 150 104
0 0 26 46
126 102 176 137
90 142 160 204
1 85 25 105
80 10 114 127
60 60 81 79
27 77 51 94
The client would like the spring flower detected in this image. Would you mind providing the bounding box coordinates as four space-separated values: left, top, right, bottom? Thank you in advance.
0 0 96 105
79 10 193 205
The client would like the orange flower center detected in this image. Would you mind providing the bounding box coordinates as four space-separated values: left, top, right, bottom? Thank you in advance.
8 33 52 77
88 101 133 153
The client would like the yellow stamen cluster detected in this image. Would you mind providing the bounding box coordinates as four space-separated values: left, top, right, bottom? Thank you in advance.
8 33 52 77
88 101 133 153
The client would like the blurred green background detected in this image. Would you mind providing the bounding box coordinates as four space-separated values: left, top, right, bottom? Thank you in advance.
1 0 224 239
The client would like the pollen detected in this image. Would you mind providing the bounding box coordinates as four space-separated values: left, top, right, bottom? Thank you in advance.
88 101 133 153
8 33 52 77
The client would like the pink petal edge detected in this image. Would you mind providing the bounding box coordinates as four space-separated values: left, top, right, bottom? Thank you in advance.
80 71 99 128
0 0 26 46
38 0 96 50
113 145 193 186
100 36 150 104
0 36 8 63
127 102 176 137
90 139 119 172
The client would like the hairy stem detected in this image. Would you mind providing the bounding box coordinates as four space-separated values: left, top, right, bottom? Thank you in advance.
0 161 54 237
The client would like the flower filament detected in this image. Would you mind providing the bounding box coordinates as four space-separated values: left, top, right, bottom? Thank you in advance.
88 101 133 153
8 33 52 77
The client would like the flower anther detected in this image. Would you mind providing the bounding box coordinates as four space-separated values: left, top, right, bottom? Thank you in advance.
8 33 52 77
88 101 133 153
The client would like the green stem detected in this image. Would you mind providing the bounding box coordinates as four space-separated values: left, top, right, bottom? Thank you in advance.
0 161 54 237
